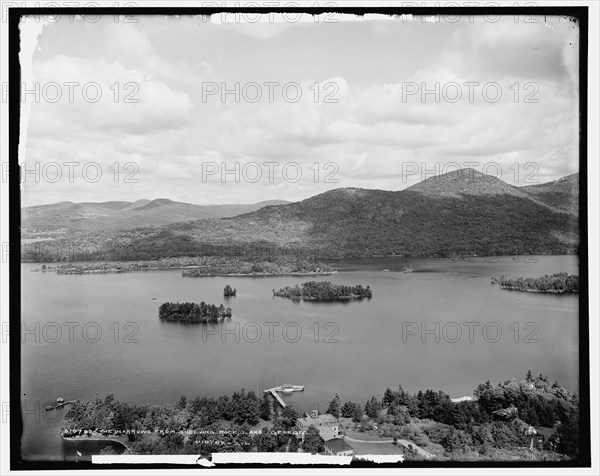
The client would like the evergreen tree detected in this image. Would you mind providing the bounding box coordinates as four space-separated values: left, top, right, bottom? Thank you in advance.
383 387 395 406
341 401 357 418
288 436 299 452
365 396 381 419
326 393 341 419
254 427 278 452
557 407 579 459
177 395 187 410
407 396 419 417
352 403 363 423
259 397 271 421
281 407 298 429
243 392 260 426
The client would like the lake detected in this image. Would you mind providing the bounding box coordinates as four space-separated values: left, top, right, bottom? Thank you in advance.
19 255 579 460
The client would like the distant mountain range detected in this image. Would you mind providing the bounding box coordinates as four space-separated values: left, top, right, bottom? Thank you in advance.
21 198 290 238
221 169 579 257
21 169 579 260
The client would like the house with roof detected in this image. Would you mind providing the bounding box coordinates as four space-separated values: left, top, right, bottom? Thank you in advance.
296 410 340 441
324 438 354 457
316 425 339 442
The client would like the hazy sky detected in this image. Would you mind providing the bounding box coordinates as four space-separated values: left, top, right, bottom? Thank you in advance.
19 13 579 206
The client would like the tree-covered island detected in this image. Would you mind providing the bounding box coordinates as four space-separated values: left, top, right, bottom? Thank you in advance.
224 285 237 297
274 281 372 302
491 273 579 294
158 302 232 322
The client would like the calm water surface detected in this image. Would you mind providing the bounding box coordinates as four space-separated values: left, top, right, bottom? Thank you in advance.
20 255 579 460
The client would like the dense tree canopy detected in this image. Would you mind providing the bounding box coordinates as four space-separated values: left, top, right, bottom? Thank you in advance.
493 273 579 293
158 302 232 322
301 425 325 454
62 371 580 460
24 175 579 263
274 281 372 301
223 285 237 297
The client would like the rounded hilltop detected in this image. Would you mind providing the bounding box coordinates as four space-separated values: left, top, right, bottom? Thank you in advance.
406 168 525 198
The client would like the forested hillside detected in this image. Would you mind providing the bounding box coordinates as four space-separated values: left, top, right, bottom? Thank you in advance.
21 198 289 238
21 169 579 262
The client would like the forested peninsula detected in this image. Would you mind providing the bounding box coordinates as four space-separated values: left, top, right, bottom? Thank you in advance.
491 273 579 294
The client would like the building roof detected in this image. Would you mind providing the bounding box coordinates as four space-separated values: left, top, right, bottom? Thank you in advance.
318 426 338 441
298 413 338 427
309 413 337 424
325 438 353 453
316 414 338 425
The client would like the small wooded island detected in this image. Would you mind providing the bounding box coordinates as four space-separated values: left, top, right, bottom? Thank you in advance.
491 273 579 294
159 302 232 322
224 285 237 297
274 281 372 302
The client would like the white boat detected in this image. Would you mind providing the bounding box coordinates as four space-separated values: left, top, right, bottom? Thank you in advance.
280 384 305 394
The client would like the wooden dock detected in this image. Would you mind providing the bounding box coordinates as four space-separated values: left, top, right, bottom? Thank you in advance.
45 400 76 411
266 388 287 407
263 384 304 408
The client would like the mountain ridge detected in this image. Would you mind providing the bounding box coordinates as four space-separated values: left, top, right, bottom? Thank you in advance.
22 199 290 239
21 170 579 261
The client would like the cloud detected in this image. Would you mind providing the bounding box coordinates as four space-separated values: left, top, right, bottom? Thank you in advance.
19 16 579 207
28 55 193 136
103 21 211 85
456 16 578 85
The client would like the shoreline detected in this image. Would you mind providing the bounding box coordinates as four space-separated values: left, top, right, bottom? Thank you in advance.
31 266 337 277
22 253 579 276
498 285 578 294
184 271 337 278
273 293 367 302
61 435 132 454
50 269 337 277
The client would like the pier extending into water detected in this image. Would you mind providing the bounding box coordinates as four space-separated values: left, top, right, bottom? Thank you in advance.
45 399 76 411
263 384 304 408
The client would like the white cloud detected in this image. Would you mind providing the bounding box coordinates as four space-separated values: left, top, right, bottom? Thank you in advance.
28 55 193 137
19 16 579 206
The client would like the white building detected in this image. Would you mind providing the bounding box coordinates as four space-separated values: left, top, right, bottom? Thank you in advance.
296 410 340 441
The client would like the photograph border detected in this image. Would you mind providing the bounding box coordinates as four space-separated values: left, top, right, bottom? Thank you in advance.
8 4 591 471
